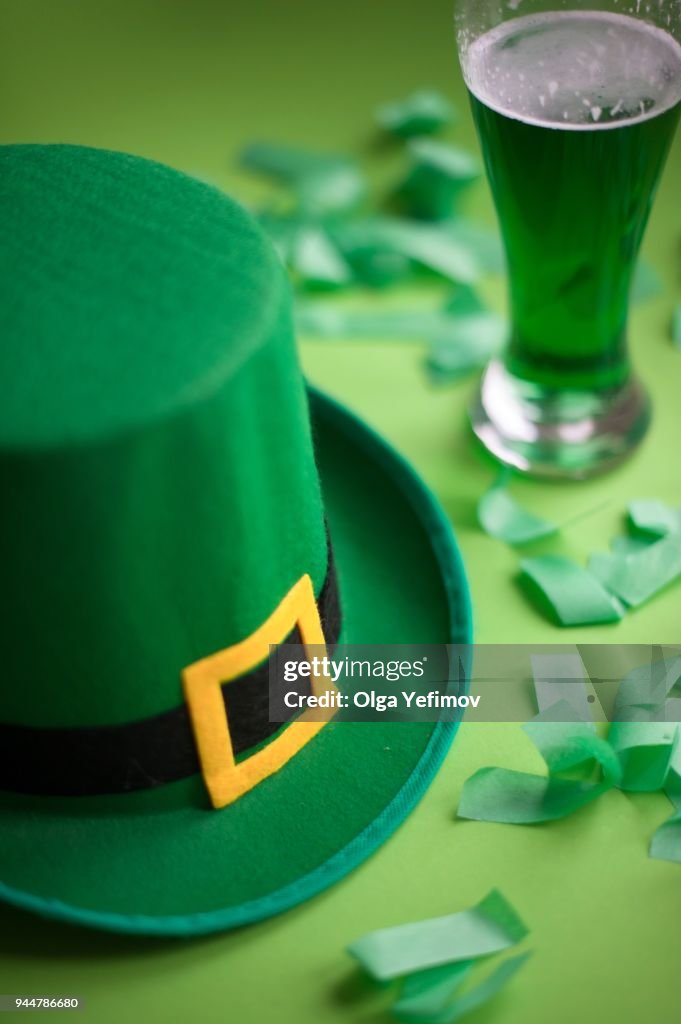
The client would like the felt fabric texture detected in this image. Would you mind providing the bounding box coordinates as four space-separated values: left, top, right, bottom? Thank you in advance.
0 547 341 796
0 145 472 932
0 387 472 932
0 145 329 729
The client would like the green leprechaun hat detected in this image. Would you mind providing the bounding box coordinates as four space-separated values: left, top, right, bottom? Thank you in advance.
0 144 471 935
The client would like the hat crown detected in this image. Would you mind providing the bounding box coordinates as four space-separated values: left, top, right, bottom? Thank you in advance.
0 144 328 728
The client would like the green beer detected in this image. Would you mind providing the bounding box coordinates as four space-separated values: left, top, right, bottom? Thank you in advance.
459 8 681 476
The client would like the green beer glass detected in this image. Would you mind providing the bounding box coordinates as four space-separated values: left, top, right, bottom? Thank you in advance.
455 1 681 478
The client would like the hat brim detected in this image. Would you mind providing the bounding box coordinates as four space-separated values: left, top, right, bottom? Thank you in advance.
0 386 472 935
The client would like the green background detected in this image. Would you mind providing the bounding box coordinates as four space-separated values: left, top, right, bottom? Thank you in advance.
0 1 679 1021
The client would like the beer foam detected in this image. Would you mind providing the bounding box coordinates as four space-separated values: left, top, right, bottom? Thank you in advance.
465 10 681 130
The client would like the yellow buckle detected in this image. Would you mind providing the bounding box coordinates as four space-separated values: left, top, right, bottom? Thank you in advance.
182 574 336 808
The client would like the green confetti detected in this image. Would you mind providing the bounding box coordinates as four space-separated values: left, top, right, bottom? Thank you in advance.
425 331 500 383
457 648 681 853
426 297 505 384
444 285 487 317
347 890 528 982
527 716 621 779
291 226 352 288
458 716 622 825
627 499 681 537
432 290 507 374
531 653 604 722
673 304 681 349
394 139 479 221
588 532 681 607
650 807 681 864
393 962 474 1019
296 287 503 382
609 722 680 793
610 657 681 794
649 714 681 865
398 954 531 1024
478 472 558 546
334 218 481 284
405 139 478 184
327 217 416 287
376 90 455 138
296 304 457 341
257 211 301 263
441 220 505 275
342 246 412 288
613 653 681 719
631 259 663 304
610 534 655 556
520 556 625 626
240 143 366 216
386 221 480 283
665 740 681 810
458 768 607 825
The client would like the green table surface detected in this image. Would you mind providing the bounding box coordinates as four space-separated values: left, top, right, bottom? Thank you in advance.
0 2 680 1022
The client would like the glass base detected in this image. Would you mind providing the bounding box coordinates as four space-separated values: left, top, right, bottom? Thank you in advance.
471 360 651 479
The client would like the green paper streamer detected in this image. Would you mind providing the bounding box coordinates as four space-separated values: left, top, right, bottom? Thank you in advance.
650 808 681 863
520 556 624 626
347 889 528 982
291 226 352 288
328 215 500 290
432 291 506 374
458 716 621 824
444 285 487 317
426 310 506 384
610 534 655 556
328 220 416 288
458 768 610 824
423 287 504 382
296 305 457 341
394 962 474 1019
395 140 479 221
478 473 558 546
667 780 681 811
256 210 304 264
613 653 681 719
673 304 681 350
376 90 455 138
531 653 603 722
334 218 481 284
341 245 412 288
665 697 681 722
627 499 681 537
458 643 681 848
527 716 621 790
296 286 504 382
387 221 479 283
588 532 681 607
608 722 679 793
404 139 478 182
241 143 365 216
650 728 681 863
425 334 499 383
610 656 681 796
665 739 681 809
440 220 505 275
397 954 531 1024
631 259 663 304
